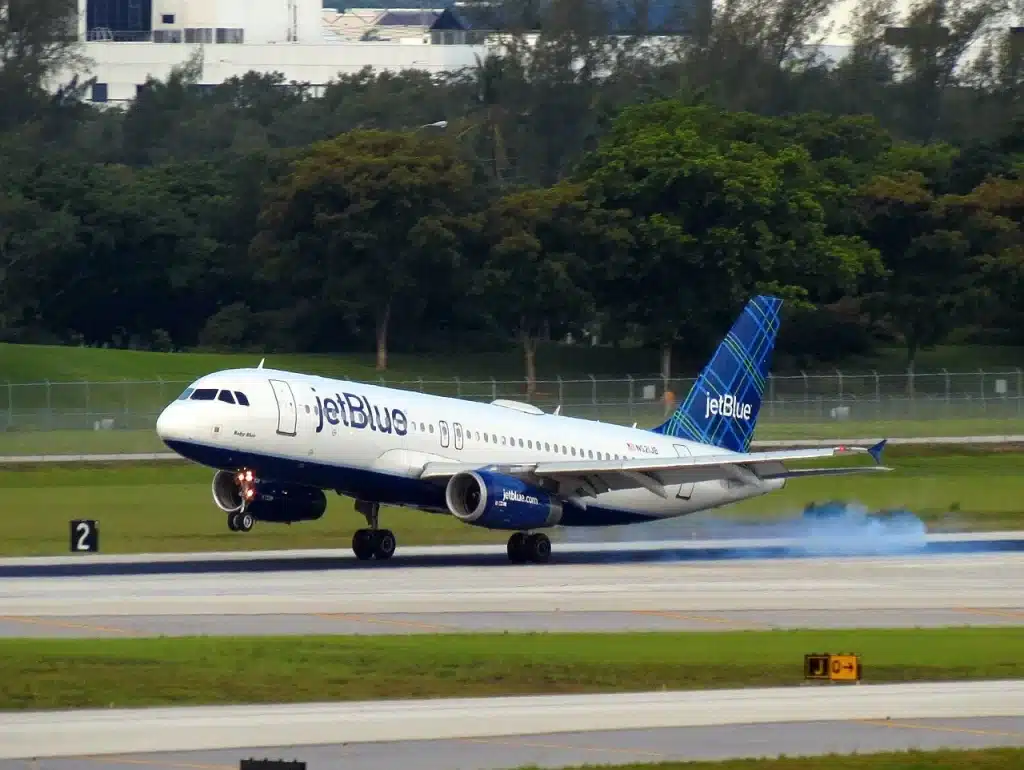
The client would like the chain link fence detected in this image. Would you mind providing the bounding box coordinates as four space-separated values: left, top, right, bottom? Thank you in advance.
1 369 1023 455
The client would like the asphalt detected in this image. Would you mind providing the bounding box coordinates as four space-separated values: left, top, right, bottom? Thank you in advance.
2 536 1022 769
4 718 1024 770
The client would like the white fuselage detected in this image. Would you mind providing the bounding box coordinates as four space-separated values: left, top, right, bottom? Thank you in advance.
156 367 783 525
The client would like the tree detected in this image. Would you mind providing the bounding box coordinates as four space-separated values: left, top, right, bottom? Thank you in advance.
479 182 631 395
251 130 477 370
854 170 987 369
582 103 882 380
0 0 87 131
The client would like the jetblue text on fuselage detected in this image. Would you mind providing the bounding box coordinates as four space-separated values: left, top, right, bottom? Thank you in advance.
705 393 753 421
314 391 408 435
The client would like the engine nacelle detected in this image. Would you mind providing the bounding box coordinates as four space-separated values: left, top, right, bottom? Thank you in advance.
444 470 562 531
211 470 327 523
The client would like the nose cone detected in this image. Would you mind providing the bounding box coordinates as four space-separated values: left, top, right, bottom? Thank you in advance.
156 403 193 445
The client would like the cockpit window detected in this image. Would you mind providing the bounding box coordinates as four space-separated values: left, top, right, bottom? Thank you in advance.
234 391 250 406
217 390 236 404
176 387 195 401
190 388 218 401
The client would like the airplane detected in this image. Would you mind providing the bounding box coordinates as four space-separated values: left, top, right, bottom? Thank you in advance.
155 295 891 564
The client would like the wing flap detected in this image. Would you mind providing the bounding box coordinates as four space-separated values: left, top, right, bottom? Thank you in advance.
417 444 886 496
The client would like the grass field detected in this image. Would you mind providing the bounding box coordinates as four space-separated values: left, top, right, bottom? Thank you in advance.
4 418 1024 457
505 751 1024 770
1 628 1019 710
0 447 1020 556
4 342 1023 385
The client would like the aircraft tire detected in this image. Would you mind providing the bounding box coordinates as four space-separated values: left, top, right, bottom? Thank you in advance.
238 512 255 532
526 533 551 563
374 529 396 560
507 532 528 563
352 529 376 560
227 512 240 532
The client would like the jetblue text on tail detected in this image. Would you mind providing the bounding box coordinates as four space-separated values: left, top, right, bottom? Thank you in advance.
705 394 753 420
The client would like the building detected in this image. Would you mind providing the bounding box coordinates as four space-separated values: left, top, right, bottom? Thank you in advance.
71 0 712 105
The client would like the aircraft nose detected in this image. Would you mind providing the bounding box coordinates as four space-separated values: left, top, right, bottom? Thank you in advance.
156 403 192 444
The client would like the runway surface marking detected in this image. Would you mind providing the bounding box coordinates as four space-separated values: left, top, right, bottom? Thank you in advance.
63 760 231 770
0 616 134 636
857 718 1024 739
459 735 668 759
313 612 462 633
955 607 1024 621
630 609 770 629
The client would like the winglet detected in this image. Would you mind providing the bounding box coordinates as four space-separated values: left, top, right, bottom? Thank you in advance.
258 358 265 369
868 439 887 465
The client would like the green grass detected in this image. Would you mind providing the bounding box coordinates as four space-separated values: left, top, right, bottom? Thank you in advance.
0 628 1020 710
1 342 1019 384
508 750 1024 770
3 418 1024 457
0 448 1021 556
3 342 1021 384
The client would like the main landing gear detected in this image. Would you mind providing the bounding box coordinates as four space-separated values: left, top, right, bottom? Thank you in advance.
506 531 551 564
227 511 255 532
352 500 396 561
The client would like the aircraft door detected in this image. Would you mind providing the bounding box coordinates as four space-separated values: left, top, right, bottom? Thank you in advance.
269 379 298 436
453 422 464 450
671 444 695 500
438 420 450 448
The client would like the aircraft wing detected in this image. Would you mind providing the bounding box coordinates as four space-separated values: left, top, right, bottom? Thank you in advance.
418 441 890 500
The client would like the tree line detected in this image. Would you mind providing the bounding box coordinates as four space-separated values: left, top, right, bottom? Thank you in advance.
1 0 1022 389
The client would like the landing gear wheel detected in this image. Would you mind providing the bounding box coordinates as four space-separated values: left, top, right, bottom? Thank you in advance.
238 512 255 532
507 532 528 563
352 528 376 561
525 533 551 563
374 529 396 560
227 513 240 532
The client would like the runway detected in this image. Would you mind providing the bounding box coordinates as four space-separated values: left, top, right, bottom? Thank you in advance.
0 538 1021 636
6 717 1024 770
2 682 1023 760
1 537 1023 767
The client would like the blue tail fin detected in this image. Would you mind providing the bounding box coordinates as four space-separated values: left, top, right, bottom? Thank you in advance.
651 295 782 453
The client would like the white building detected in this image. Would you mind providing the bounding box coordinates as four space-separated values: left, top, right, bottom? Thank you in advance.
73 0 491 104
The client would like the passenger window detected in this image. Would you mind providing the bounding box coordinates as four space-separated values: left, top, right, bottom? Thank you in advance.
528 440 533 449
588 450 594 459
518 438 524 448
304 405 310 413
190 388 217 401
234 391 249 406
492 434 497 443
177 387 195 401
429 424 434 434
571 447 576 456
420 423 426 432
476 432 480 440
501 437 507 445
483 434 489 443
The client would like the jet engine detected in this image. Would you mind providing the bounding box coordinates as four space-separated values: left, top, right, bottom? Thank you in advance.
444 470 562 530
211 469 327 523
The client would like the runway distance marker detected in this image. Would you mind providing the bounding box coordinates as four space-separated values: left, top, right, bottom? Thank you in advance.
69 520 98 553
804 653 861 683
